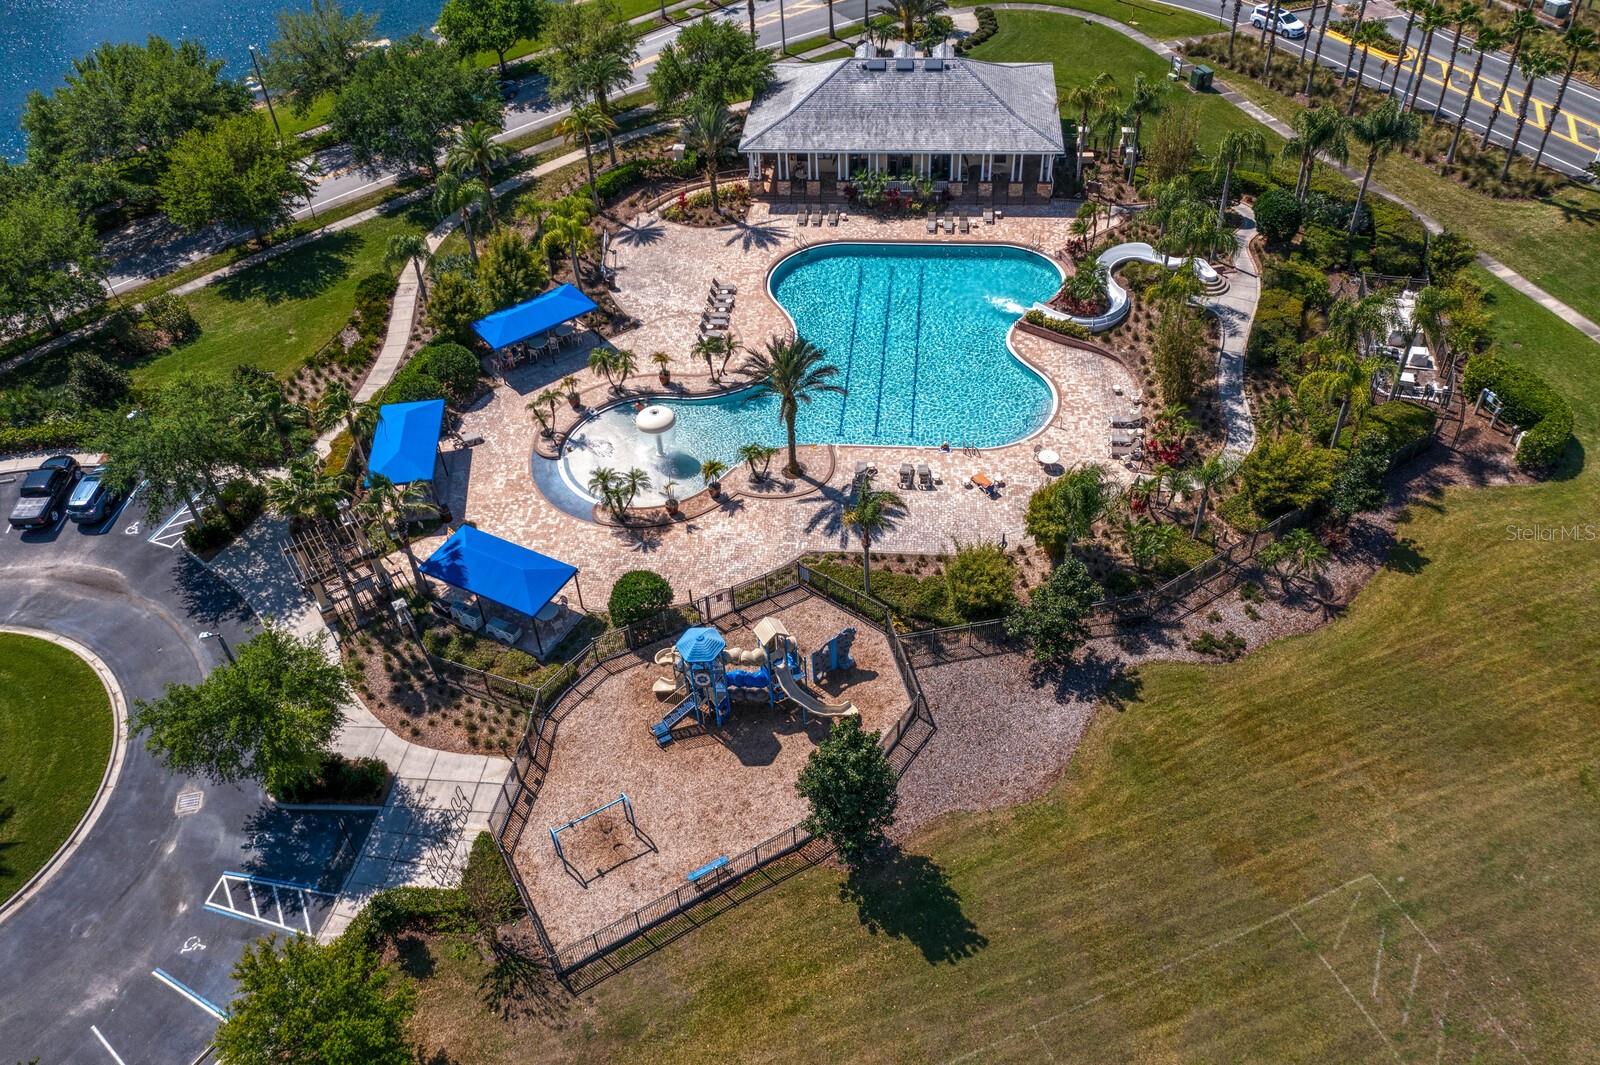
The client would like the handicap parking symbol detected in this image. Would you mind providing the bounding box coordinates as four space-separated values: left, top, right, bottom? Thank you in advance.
180 936 206 954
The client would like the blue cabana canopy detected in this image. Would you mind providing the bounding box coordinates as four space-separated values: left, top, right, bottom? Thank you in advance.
421 525 580 620
472 284 598 350
367 399 445 486
675 627 726 665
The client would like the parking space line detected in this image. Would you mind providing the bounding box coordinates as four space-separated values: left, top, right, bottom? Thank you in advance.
147 501 203 549
90 1025 128 1064
151 968 228 1021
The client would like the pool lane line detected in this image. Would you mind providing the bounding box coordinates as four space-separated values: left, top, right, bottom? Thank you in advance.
151 968 229 1021
873 265 894 437
908 264 925 438
838 262 864 436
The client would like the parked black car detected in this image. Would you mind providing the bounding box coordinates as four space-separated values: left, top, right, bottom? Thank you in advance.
66 470 126 525
8 455 80 529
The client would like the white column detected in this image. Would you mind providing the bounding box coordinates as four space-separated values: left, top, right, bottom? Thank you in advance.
808 153 818 180
949 153 958 181
982 154 992 182
838 152 846 179
748 153 758 179
1043 154 1054 182
778 154 788 181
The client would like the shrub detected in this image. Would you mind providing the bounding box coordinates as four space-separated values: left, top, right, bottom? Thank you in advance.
411 342 480 402
1022 309 1092 338
954 5 998 53
1005 557 1101 662
65 351 131 409
1461 353 1574 469
587 160 647 205
796 715 897 865
460 831 521 926
142 292 200 344
1238 434 1338 517
275 752 389 804
609 570 674 626
353 271 394 336
183 478 266 551
425 269 485 344
1361 399 1435 458
1245 288 1303 368
0 420 90 453
1329 431 1391 518
344 885 472 953
944 541 1017 621
1253 186 1303 245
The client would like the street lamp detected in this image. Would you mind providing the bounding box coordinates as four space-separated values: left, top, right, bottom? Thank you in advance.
249 45 283 148
199 631 236 664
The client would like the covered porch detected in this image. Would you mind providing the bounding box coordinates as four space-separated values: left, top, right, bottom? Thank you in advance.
746 150 1059 205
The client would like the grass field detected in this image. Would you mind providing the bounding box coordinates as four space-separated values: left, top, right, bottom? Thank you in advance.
1220 71 1600 331
0 634 114 907
970 12 1276 153
955 0 1221 39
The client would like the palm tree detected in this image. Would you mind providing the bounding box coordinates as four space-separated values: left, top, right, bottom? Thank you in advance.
1348 100 1421 234
1065 73 1118 153
1529 26 1593 167
1285 106 1349 202
1296 0 1322 71
1499 45 1561 180
1447 24 1504 163
1339 0 1373 87
313 381 374 468
445 121 509 226
432 173 488 265
1412 283 1461 378
1188 455 1236 539
358 474 439 587
1404 4 1449 112
880 0 947 46
1327 290 1395 355
1428 3 1473 125
694 334 731 380
1260 0 1286 78
610 347 638 389
681 100 737 214
575 50 635 166
739 335 847 477
1481 9 1538 150
1213 129 1270 225
1388 0 1426 95
651 350 672 382
737 442 778 482
1228 0 1244 61
1345 19 1392 113
1298 352 1382 444
384 232 431 299
747 0 756 37
265 458 356 589
543 205 597 291
619 467 651 509
1261 394 1299 436
557 103 616 208
587 467 622 515
528 389 562 437
1125 73 1165 163
1305 0 1336 93
840 478 906 597
1534 27 1595 168
588 347 619 391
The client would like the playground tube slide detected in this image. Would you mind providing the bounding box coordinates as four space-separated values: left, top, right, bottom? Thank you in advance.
771 660 859 720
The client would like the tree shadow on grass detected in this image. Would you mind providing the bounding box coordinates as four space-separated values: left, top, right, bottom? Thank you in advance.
0 781 15 881
839 845 987 965
214 229 360 305
478 925 571 1024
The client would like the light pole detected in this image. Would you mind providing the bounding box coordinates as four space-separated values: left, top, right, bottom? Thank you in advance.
249 45 283 147
199 631 236 664
779 0 788 53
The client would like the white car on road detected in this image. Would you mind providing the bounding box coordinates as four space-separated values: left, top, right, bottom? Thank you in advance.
1250 4 1308 38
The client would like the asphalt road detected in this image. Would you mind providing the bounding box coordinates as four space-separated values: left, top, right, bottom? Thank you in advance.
0 473 373 1064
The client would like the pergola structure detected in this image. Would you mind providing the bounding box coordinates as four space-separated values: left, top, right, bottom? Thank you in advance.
739 44 1065 205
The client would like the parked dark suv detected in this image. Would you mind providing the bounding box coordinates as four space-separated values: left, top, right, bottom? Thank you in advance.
66 469 126 525
8 455 80 529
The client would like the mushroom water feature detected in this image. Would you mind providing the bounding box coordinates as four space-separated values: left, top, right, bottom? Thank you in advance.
636 403 676 455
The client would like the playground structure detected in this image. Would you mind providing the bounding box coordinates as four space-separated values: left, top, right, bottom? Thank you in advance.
548 793 656 887
649 621 859 746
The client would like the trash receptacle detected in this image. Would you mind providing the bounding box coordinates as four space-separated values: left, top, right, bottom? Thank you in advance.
1543 0 1572 17
1189 64 1214 92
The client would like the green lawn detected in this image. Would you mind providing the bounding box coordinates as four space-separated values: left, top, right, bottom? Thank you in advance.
970 12 1272 153
0 634 114 906
1221 69 1600 332
132 202 434 386
955 0 1221 39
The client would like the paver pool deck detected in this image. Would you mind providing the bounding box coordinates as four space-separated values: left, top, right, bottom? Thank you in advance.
516 592 910 947
440 201 1140 602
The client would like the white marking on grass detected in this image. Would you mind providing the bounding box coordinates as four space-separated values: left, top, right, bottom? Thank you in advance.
1372 927 1386 1002
1435 990 1451 1064
90 1025 127 1064
1401 953 1422 1027
1290 915 1403 1063
1331 889 1363 952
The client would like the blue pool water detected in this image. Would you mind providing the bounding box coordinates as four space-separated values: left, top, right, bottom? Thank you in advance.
0 0 444 161
558 242 1062 506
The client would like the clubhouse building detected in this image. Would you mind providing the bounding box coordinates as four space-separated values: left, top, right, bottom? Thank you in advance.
739 44 1067 204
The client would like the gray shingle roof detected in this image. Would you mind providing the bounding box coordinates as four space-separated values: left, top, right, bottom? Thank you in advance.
738 57 1065 156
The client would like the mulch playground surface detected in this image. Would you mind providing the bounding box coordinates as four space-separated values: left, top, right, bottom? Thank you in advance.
515 592 911 947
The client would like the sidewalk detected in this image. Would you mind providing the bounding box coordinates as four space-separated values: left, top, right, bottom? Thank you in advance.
1213 205 1260 462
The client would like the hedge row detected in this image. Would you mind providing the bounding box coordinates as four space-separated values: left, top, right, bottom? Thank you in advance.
381 341 482 407
0 420 90 454
1022 309 1092 339
954 6 998 54
1462 353 1574 469
339 831 519 953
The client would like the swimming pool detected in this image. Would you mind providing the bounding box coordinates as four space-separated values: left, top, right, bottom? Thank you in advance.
558 242 1062 506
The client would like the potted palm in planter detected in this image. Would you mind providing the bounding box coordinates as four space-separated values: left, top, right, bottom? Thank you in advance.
737 442 777 483
562 375 582 409
662 480 680 514
652 351 672 385
699 458 729 498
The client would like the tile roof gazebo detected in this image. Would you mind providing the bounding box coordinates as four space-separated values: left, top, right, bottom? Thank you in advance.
739 45 1065 203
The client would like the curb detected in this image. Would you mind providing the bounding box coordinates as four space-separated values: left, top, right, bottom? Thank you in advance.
0 627 130 925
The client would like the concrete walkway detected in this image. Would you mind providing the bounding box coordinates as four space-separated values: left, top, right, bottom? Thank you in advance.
987 3 1600 346
1213 205 1260 461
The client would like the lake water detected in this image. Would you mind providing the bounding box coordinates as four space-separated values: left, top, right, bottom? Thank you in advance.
0 0 446 161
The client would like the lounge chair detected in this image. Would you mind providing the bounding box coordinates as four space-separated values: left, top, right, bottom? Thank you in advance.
982 207 994 225
796 204 810 226
853 461 870 486
712 278 737 294
917 463 934 490
1110 431 1137 448
811 205 823 227
829 205 840 225
1109 411 1143 428
959 214 971 234
942 213 955 233
708 295 735 310
898 463 915 489
927 214 939 234
968 472 998 498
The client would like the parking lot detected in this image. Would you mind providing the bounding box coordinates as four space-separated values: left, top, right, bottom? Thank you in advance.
0 462 378 1064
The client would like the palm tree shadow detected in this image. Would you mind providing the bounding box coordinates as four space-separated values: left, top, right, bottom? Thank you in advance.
614 221 665 247
839 845 987 965
725 220 790 252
